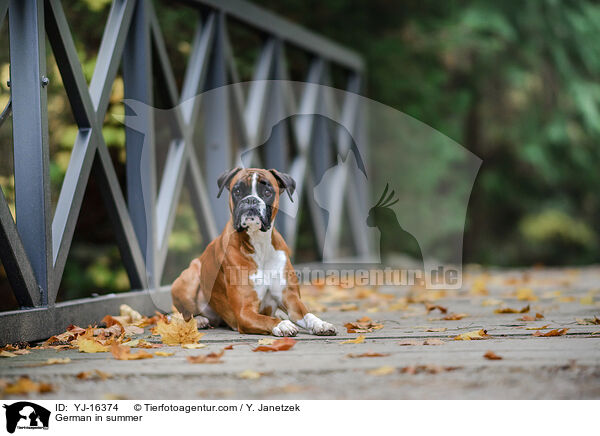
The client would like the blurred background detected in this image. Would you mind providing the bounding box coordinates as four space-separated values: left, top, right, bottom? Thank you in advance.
1 0 600 309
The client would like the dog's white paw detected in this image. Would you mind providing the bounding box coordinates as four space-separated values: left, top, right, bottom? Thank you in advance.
312 320 337 336
272 320 298 337
194 315 210 329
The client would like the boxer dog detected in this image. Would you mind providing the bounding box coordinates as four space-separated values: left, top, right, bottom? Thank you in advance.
171 167 336 337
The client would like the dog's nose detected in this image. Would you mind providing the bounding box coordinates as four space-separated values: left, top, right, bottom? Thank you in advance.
241 196 259 206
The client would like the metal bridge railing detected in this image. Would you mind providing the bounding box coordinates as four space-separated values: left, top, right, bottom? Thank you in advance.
0 0 367 344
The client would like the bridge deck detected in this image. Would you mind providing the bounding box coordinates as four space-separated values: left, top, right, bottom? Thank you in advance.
1 267 599 399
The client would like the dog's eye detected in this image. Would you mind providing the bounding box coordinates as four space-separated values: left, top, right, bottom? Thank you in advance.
233 187 241 196
264 189 272 197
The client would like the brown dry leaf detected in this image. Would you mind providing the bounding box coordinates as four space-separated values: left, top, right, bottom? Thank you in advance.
341 335 366 344
401 365 459 374
238 369 262 379
442 313 468 320
398 339 422 346
426 327 447 332
454 329 490 340
495 305 530 314
154 351 174 357
367 365 396 376
154 314 204 345
43 324 86 347
257 338 276 346
344 316 384 333
519 313 544 321
76 370 112 380
525 324 550 330
423 338 445 346
533 328 568 337
186 349 225 364
425 303 448 314
575 316 600 325
347 352 390 358
516 288 538 301
253 337 297 352
483 350 503 360
2 377 53 395
110 343 154 360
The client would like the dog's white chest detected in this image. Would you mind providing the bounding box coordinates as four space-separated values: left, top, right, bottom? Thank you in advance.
247 229 287 313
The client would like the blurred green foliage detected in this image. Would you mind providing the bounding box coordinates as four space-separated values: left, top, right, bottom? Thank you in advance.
255 0 600 266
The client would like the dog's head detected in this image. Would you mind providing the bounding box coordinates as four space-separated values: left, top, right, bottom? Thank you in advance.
217 168 295 232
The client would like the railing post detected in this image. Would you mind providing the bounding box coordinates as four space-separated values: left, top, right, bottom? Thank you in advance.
8 0 52 306
122 0 157 287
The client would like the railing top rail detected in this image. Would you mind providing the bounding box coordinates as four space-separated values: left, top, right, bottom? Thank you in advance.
180 0 364 72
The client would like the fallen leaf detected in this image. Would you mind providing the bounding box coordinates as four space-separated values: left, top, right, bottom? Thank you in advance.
580 294 595 305
367 365 396 376
338 303 359 311
344 316 384 333
533 328 568 337
181 343 207 349
253 337 297 352
426 327 447 332
483 350 503 360
2 377 53 395
110 343 154 360
398 339 422 346
120 304 143 322
442 313 468 320
454 329 490 340
76 370 112 380
525 324 550 330
186 349 225 364
519 313 544 321
0 350 17 357
154 314 204 345
77 337 109 353
516 288 538 301
341 335 366 344
425 303 447 314
347 352 390 358
481 298 503 306
401 365 459 374
123 325 144 336
575 316 600 325
238 369 262 379
44 358 71 365
257 338 276 346
154 351 174 357
495 305 530 314
423 338 445 345
470 277 488 295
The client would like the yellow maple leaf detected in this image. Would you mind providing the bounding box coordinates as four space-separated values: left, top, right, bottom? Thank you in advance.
77 337 109 353
454 329 490 340
341 334 366 344
154 314 205 345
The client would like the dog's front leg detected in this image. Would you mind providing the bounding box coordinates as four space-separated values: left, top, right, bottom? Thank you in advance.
283 288 337 336
228 285 298 336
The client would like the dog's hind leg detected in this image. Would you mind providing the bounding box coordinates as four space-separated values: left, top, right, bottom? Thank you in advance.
171 259 203 322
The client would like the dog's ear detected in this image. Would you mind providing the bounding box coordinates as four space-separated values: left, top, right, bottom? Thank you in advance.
217 167 242 198
269 169 296 202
